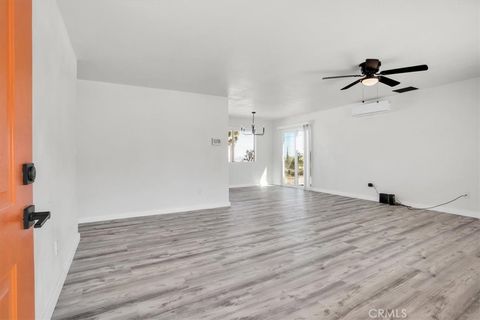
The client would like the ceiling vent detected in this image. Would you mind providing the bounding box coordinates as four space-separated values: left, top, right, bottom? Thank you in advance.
393 86 418 93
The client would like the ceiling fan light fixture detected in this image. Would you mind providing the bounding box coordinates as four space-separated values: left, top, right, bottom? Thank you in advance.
361 77 379 87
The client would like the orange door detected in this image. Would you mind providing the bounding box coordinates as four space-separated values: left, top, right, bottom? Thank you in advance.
0 0 34 319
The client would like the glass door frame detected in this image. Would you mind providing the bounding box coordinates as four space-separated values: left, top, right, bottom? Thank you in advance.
281 124 311 189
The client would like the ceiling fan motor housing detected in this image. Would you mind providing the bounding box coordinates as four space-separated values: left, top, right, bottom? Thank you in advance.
360 59 381 76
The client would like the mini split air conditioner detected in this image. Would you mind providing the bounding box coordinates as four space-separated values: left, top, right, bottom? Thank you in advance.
351 100 391 117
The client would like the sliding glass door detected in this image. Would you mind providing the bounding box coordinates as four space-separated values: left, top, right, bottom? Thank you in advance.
283 132 296 186
282 126 310 188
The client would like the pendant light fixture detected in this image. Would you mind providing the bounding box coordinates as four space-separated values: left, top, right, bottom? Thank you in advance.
241 112 265 136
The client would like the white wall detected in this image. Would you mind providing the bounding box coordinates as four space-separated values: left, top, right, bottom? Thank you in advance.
273 78 480 218
478 79 480 210
33 0 79 319
477 77 480 212
76 80 229 222
229 116 273 187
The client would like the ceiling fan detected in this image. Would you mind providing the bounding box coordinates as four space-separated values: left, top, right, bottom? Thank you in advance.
323 59 428 90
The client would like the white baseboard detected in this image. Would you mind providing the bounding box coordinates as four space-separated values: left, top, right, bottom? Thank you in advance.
308 187 479 220
309 187 378 202
229 184 260 188
229 184 275 189
40 232 80 320
78 202 232 224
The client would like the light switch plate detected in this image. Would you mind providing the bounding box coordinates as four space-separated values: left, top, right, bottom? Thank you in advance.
211 138 222 146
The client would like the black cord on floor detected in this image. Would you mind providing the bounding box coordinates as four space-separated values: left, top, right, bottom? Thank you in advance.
369 183 379 195
396 194 468 210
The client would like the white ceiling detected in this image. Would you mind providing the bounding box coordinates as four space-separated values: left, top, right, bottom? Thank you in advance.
58 0 480 118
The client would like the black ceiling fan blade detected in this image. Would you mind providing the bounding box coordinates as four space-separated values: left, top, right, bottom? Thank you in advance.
379 64 428 75
323 75 363 80
341 79 362 90
378 76 400 87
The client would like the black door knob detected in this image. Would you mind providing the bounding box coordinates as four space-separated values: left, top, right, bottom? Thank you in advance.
24 205 51 229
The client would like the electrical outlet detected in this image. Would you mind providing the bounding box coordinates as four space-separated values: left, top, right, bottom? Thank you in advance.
54 240 58 256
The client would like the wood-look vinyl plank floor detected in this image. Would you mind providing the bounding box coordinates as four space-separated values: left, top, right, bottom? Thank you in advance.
53 186 480 320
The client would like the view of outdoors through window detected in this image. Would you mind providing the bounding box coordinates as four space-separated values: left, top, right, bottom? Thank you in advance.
228 130 255 162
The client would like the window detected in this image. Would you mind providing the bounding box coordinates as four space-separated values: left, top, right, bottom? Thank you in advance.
228 130 255 162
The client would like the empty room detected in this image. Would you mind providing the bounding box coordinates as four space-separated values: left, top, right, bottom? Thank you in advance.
1 0 480 319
